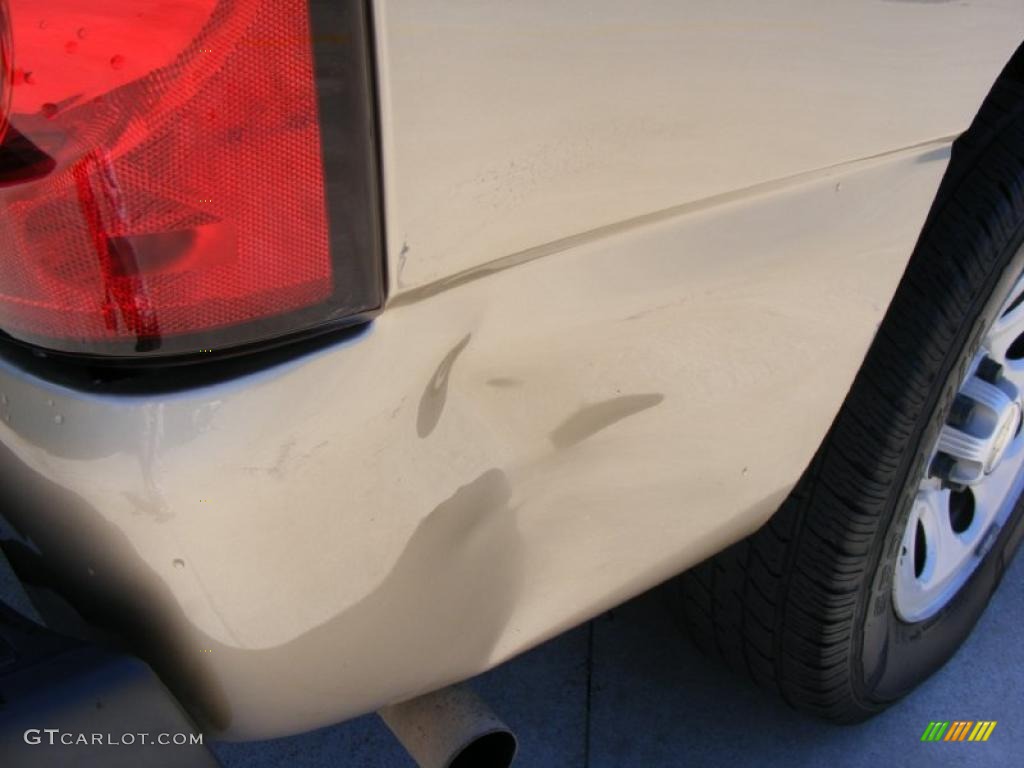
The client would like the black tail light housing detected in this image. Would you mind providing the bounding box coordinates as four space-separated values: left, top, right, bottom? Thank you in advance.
0 0 383 361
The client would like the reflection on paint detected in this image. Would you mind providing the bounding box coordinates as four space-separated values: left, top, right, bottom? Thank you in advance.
550 394 665 449
417 334 471 438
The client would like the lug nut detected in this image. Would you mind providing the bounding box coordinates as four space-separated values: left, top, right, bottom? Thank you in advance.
977 357 1003 384
929 452 966 492
947 394 976 429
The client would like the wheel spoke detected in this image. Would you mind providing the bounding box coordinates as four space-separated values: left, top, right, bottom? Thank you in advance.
936 424 992 466
917 489 973 590
971 435 1024 529
894 267 1024 623
999 358 1024 392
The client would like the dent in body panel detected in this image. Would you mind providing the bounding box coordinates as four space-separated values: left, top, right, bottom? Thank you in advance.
0 443 521 737
0 139 963 737
486 377 524 389
417 333 471 438
550 394 665 450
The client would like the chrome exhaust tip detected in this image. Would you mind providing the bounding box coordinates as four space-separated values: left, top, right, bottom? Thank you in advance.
378 685 518 768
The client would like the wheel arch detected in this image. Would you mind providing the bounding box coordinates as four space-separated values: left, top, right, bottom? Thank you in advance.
924 40 1024 233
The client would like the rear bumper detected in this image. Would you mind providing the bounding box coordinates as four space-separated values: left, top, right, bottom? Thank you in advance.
0 599 218 767
0 139 949 739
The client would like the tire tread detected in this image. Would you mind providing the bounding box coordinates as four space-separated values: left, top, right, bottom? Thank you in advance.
679 77 1024 721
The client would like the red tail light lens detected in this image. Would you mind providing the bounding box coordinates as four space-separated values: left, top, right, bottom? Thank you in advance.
0 0 11 145
0 0 382 359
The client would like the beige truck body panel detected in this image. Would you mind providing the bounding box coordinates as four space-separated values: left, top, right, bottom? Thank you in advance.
376 0 1023 293
0 0 1022 740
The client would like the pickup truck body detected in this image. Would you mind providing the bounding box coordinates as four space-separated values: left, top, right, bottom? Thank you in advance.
0 0 1022 740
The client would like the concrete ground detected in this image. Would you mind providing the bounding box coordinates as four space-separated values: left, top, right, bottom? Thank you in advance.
211 552 1023 768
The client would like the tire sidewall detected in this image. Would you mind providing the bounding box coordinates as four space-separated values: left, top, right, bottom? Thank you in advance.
856 235 1024 707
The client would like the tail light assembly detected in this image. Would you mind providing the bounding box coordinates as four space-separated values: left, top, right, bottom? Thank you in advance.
0 0 383 360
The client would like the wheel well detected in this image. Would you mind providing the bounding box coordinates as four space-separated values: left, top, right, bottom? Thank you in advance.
1000 40 1024 85
921 40 1024 233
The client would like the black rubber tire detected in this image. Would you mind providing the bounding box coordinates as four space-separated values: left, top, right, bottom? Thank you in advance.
676 74 1024 723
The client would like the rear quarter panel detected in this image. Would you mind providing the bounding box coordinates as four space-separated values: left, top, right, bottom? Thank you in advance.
375 0 1024 290
0 0 1022 740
